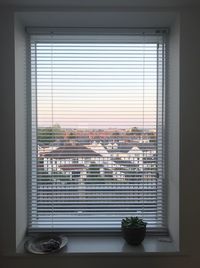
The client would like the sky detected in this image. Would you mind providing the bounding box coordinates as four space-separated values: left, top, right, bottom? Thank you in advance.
32 39 159 129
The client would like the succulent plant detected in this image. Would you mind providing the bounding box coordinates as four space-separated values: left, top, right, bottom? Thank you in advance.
121 216 147 228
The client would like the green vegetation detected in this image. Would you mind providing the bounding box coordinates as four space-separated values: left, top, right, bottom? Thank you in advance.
68 132 76 139
121 217 147 228
130 127 140 133
87 163 100 178
37 124 65 145
112 131 120 136
126 127 140 136
86 162 102 184
148 132 157 143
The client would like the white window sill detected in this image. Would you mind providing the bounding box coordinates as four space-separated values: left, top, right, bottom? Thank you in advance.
16 235 179 256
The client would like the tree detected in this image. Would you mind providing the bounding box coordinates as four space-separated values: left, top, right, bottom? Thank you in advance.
68 132 76 139
148 132 157 143
112 131 120 136
126 127 141 136
131 127 140 133
37 124 65 145
86 162 102 184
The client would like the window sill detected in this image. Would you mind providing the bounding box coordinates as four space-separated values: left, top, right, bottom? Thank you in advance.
16 235 179 257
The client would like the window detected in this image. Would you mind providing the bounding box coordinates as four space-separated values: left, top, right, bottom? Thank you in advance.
28 28 167 232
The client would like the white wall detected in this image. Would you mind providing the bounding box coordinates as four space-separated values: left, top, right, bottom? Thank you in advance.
0 5 200 268
167 15 180 250
15 16 27 248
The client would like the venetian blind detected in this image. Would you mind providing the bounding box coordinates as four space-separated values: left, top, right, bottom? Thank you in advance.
28 29 167 232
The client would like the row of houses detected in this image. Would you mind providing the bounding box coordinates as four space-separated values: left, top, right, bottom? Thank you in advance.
37 140 157 183
36 141 158 214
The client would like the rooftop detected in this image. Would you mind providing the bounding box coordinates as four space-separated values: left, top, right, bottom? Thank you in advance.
44 145 102 159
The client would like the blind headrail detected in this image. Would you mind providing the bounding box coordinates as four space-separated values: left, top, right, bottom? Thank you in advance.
26 27 169 35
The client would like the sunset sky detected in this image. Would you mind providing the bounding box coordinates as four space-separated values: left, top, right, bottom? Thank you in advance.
32 40 158 129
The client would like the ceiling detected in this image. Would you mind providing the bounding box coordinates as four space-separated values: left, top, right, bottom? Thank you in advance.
0 0 199 8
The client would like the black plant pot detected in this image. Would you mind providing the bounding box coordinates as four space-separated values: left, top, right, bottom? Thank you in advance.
121 226 146 246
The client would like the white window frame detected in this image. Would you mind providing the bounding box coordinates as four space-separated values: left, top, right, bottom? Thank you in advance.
28 26 167 232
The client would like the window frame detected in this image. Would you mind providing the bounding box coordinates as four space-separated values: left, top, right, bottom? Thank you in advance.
26 27 168 234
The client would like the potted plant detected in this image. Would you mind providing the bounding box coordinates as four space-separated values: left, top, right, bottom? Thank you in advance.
121 217 147 245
